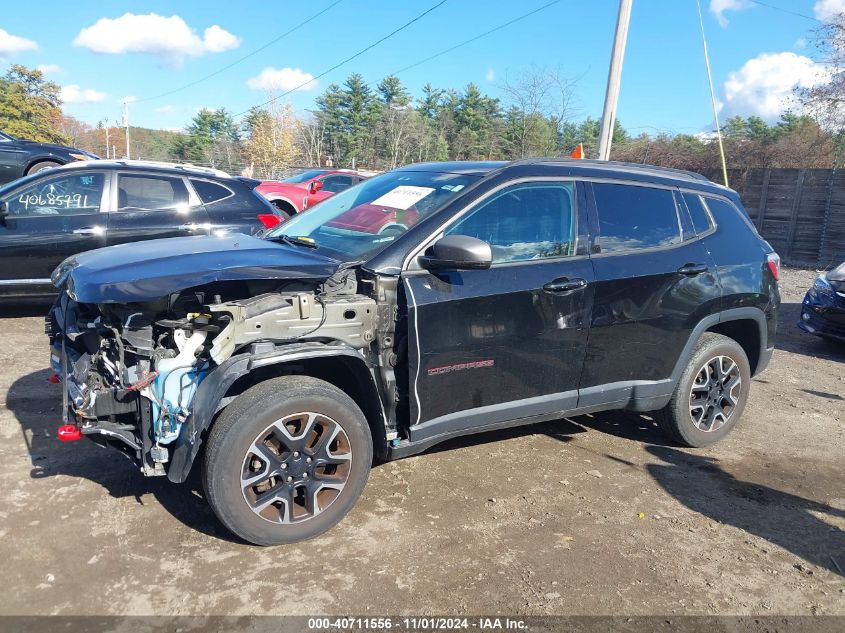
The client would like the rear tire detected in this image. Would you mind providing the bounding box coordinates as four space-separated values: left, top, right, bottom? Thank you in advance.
655 333 751 447
203 376 372 545
26 160 61 175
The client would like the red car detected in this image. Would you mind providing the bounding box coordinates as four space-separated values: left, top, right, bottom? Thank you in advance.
256 169 368 224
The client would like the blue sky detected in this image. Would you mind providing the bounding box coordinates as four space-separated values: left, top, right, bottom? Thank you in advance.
0 0 834 135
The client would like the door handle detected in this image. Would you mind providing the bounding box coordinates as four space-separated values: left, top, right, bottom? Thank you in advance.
72 226 105 236
179 223 205 232
678 263 709 276
543 277 588 293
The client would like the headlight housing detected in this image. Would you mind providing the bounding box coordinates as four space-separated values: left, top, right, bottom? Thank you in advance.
812 273 835 300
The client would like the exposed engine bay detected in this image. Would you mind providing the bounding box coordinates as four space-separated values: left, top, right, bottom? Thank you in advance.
47 269 386 477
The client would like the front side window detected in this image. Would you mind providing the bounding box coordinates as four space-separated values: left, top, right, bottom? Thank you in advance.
117 175 188 211
593 183 681 253
446 182 576 263
5 172 104 217
282 169 328 184
320 174 354 193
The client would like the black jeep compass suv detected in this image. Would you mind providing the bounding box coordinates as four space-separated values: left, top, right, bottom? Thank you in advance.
47 159 780 545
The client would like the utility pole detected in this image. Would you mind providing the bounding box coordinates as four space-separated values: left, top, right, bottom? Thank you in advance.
121 101 130 159
103 121 110 159
597 0 633 161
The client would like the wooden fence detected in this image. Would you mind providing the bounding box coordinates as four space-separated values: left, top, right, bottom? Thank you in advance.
700 168 845 268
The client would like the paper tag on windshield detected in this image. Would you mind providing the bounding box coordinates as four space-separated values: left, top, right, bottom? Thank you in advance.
371 186 435 210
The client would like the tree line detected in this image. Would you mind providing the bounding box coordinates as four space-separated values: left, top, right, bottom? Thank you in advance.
0 51 844 181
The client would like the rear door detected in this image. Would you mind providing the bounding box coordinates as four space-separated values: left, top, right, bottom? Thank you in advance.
579 181 721 408
0 170 107 294
106 172 211 247
402 179 594 441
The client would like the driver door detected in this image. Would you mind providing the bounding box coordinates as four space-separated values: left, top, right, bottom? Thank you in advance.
401 180 594 443
0 170 107 295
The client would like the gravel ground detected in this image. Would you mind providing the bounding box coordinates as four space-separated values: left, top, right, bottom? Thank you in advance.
0 267 842 616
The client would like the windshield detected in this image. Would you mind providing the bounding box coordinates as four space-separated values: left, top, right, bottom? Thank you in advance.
282 169 329 184
265 169 479 261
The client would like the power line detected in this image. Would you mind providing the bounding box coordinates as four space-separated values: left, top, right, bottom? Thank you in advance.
376 0 562 84
231 0 449 119
748 0 821 23
135 0 346 104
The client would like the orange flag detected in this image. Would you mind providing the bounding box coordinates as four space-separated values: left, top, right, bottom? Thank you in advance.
570 144 584 159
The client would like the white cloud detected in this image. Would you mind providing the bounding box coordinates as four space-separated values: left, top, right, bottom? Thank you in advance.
155 104 174 113
37 64 60 74
719 52 829 121
0 28 37 57
815 0 845 21
202 25 240 53
121 95 138 104
246 67 317 92
61 84 108 104
73 13 240 66
485 68 495 82
709 0 752 27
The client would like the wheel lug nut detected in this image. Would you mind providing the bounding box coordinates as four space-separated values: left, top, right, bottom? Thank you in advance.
293 451 300 458
286 476 293 482
305 457 312 463
281 463 288 470
303 472 308 478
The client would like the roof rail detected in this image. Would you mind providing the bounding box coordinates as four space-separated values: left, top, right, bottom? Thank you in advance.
509 157 712 183
65 159 232 178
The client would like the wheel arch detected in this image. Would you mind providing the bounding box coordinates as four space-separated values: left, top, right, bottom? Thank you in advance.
166 343 387 483
671 307 769 386
264 195 298 215
24 157 64 174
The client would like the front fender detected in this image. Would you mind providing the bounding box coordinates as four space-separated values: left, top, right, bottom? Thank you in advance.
166 342 381 483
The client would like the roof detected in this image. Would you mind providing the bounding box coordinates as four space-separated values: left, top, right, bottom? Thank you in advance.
394 158 720 189
60 159 231 179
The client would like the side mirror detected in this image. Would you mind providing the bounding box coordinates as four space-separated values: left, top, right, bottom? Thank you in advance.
418 235 492 271
308 180 323 194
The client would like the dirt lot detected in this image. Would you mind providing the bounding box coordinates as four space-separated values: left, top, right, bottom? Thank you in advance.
0 267 842 616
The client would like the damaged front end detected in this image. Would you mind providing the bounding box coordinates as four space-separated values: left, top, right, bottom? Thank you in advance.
47 266 379 478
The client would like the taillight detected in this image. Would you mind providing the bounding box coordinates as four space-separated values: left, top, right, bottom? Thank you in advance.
766 253 780 281
257 214 282 230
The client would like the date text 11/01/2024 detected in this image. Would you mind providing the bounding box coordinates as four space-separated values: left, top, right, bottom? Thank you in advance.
307 618 528 630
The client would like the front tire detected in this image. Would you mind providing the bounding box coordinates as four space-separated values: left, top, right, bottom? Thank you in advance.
203 376 372 545
655 333 751 447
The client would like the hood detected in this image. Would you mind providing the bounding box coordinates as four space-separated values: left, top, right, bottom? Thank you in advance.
53 234 341 304
18 140 94 156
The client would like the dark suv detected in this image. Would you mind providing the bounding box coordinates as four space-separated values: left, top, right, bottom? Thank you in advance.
0 160 280 298
46 159 780 545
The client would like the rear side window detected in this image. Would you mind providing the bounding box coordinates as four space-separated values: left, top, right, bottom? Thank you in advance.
682 193 714 235
190 179 232 204
592 183 681 253
117 175 188 211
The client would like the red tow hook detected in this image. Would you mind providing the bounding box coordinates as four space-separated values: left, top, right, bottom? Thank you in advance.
48 373 60 384
57 424 83 442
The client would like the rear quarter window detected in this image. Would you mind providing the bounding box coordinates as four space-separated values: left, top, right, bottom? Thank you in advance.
190 179 233 205
592 183 681 253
